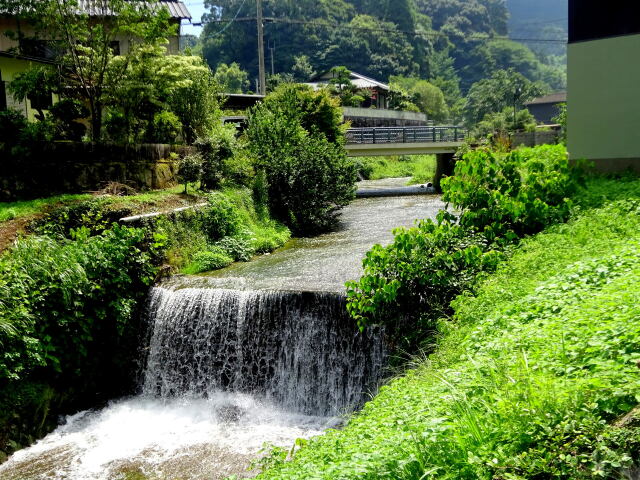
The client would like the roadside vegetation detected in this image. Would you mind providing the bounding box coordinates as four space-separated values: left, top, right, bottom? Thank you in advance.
356 155 436 185
255 150 640 479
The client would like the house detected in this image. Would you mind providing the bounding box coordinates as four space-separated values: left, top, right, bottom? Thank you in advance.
567 0 640 172
0 1 191 120
306 69 427 128
524 92 566 125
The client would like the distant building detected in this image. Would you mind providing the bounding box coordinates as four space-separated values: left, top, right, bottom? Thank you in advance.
568 0 640 172
0 1 191 120
525 92 566 125
306 69 427 128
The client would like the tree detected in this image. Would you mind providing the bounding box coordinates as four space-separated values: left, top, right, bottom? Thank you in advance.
474 107 536 137
246 84 356 234
8 0 174 141
105 45 220 143
7 66 59 121
390 76 449 122
327 66 366 107
464 69 547 126
213 62 249 93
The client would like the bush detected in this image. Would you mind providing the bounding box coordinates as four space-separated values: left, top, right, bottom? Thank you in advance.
201 194 241 241
185 248 234 274
346 145 583 348
49 99 88 141
195 131 236 191
0 110 27 149
149 111 181 143
247 83 356 234
215 235 254 262
177 154 203 193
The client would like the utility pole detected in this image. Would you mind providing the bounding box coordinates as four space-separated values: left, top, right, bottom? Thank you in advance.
268 40 275 75
256 0 266 95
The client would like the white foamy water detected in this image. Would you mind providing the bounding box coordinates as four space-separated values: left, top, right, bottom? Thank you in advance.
0 393 336 480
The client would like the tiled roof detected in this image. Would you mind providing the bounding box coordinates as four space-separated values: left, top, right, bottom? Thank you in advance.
525 92 567 105
78 1 191 19
2 1 191 20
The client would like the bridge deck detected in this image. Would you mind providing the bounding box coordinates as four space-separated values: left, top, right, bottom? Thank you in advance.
345 126 466 156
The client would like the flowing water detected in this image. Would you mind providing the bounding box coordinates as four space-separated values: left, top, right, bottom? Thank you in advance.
0 186 444 480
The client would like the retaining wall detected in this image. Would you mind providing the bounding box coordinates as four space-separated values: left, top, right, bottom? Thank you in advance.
1 142 191 201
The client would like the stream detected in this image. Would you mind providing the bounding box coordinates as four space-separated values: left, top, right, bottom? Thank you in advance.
0 181 443 480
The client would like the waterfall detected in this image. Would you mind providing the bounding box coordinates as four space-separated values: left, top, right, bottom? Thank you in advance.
142 285 385 416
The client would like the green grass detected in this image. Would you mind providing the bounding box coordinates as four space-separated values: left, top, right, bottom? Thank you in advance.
0 186 190 224
357 155 436 184
0 194 92 223
256 177 640 479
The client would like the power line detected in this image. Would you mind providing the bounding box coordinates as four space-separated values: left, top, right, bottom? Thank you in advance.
204 0 247 37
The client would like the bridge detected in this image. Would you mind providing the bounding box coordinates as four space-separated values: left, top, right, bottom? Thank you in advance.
345 126 466 157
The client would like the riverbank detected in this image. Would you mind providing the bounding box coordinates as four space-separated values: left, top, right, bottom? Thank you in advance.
255 175 640 479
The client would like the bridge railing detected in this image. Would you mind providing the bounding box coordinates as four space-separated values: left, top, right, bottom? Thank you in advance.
345 126 467 145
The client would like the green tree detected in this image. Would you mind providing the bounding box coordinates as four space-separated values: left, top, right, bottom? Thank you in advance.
7 66 59 121
464 69 547 125
7 0 175 141
213 62 249 93
246 84 356 234
390 76 449 122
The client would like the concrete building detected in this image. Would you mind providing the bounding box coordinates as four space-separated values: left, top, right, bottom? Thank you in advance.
568 1 640 172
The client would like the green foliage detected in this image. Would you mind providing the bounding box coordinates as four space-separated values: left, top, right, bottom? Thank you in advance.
7 0 176 141
0 225 158 383
214 62 250 94
49 99 89 141
177 154 203 193
355 155 435 184
464 69 547 125
474 107 536 137
201 194 241 241
6 66 58 121
552 102 567 143
256 177 640 480
390 76 449 122
247 83 356 234
149 111 181 144
195 129 237 191
443 146 579 239
0 110 28 150
184 248 234 274
347 145 581 343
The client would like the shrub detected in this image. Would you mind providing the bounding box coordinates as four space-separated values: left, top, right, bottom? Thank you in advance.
149 111 181 143
177 154 203 193
346 145 583 348
195 131 236 191
247 84 356 234
0 109 27 149
201 194 241 241
49 99 88 141
215 235 254 262
185 248 234 274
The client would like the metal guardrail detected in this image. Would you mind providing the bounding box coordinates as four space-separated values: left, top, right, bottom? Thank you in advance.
345 126 467 144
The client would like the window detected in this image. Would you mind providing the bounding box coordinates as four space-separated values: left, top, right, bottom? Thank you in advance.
29 91 52 111
110 41 121 56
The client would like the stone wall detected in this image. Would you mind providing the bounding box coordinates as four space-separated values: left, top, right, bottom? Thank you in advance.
512 130 559 148
1 142 190 201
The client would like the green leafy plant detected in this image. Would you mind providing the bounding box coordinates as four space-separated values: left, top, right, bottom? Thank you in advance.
177 154 203 194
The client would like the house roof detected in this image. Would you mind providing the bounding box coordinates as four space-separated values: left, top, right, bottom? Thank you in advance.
308 70 390 91
77 1 191 19
525 92 567 105
1 1 191 20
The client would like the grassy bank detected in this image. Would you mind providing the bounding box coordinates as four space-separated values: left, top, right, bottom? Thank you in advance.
356 155 435 184
256 176 640 479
